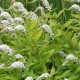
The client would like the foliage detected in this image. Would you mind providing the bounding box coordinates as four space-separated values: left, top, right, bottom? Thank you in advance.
0 0 80 80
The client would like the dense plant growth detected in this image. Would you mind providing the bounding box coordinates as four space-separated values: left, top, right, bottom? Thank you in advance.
0 0 80 80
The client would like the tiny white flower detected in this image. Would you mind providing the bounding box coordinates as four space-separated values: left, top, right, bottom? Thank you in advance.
0 12 14 23
0 64 5 68
30 12 38 20
0 44 12 56
9 61 25 68
15 54 23 59
14 17 24 24
14 25 26 33
36 73 49 80
70 4 80 11
39 24 54 38
41 0 51 10
25 76 33 80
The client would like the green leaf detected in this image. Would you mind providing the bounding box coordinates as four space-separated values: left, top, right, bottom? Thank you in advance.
55 70 71 79
64 19 75 28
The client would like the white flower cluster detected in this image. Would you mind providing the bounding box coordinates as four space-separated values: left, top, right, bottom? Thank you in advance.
65 54 78 61
30 12 38 20
39 24 54 38
25 76 33 80
14 17 24 24
9 61 25 68
0 25 26 35
70 4 80 11
0 11 14 23
1 20 11 27
0 64 5 68
62 54 79 66
24 73 49 80
36 73 49 80
15 54 23 59
14 25 26 33
0 44 12 56
41 0 51 10
17 7 28 15
9 2 28 15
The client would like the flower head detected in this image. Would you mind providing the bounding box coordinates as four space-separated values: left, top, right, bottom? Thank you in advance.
9 2 24 10
30 12 38 20
25 76 33 80
41 0 51 10
0 12 14 23
9 2 28 15
65 54 78 61
14 17 24 24
17 7 28 15
0 44 12 56
1 20 11 27
15 54 23 59
9 61 25 68
36 73 49 80
39 24 54 38
14 25 26 33
70 4 80 12
62 54 79 66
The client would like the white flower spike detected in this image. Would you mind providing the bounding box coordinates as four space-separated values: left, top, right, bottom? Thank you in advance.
9 61 25 68
62 54 79 66
9 2 28 15
69 4 80 12
25 76 33 80
0 44 12 56
15 54 23 59
0 11 14 23
36 73 49 80
14 17 24 24
39 24 54 38
41 0 51 10
65 54 78 62
30 12 38 20
14 25 26 33
1 20 11 27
